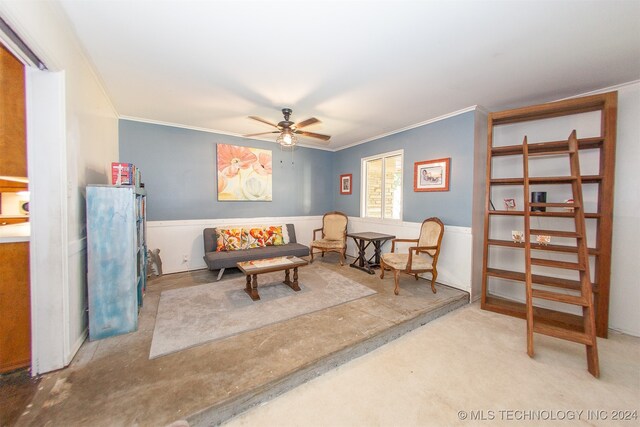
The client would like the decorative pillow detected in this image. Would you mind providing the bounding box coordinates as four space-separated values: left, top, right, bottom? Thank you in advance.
280 224 290 244
264 225 285 246
245 227 267 249
221 227 244 251
215 229 226 252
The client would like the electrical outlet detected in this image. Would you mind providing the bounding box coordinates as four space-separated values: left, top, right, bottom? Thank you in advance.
182 254 189 263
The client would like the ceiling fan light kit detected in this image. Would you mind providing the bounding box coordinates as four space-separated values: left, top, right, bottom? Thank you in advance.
245 108 331 147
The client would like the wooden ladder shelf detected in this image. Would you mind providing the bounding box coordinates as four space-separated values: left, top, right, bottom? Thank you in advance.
522 131 599 377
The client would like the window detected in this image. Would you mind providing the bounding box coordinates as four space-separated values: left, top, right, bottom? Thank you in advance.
361 150 403 220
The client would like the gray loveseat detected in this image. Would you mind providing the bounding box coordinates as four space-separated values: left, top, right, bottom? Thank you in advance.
203 224 310 280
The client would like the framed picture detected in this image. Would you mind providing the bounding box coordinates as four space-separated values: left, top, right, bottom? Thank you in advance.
503 198 516 211
217 143 272 201
340 174 352 195
414 158 450 192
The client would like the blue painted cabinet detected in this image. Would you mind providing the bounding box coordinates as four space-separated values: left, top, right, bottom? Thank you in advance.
86 185 147 340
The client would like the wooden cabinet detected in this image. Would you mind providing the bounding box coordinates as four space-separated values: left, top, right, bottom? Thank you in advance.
0 242 30 373
86 185 147 341
481 92 617 338
0 45 27 178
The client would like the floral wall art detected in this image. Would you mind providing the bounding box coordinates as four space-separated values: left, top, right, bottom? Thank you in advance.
217 144 273 201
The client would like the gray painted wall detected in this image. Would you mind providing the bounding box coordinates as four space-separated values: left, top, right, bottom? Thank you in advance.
119 120 334 220
333 112 476 227
119 112 475 226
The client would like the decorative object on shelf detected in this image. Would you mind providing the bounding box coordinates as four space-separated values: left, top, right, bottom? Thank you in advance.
414 157 450 192
217 144 272 201
531 191 547 211
339 173 352 195
503 198 516 211
564 198 575 212
535 234 551 245
511 230 524 243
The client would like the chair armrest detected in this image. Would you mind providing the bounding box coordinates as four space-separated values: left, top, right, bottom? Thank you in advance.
312 228 323 240
391 238 418 253
411 245 438 257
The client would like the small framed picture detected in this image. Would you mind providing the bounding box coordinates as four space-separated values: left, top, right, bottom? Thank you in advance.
414 158 450 192
340 173 352 195
504 198 516 211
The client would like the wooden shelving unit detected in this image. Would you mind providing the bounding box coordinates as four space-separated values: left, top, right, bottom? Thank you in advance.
481 92 617 338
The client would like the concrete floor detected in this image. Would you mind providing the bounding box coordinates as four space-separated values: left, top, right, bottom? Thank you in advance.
4 255 470 426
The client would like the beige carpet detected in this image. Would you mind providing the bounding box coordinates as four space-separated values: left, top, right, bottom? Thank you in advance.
224 302 640 427
149 265 376 358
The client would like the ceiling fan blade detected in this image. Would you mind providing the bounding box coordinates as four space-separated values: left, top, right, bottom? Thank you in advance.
243 131 280 137
294 117 320 129
248 116 279 128
295 130 331 141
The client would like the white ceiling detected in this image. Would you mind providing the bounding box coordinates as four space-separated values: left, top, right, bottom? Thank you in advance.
58 0 640 150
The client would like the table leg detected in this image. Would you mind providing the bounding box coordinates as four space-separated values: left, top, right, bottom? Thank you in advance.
292 267 301 291
373 240 383 265
245 275 251 293
358 239 366 267
244 274 259 301
284 268 291 285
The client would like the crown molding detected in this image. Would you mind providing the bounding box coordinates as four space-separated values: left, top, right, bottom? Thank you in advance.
334 105 480 152
118 116 335 151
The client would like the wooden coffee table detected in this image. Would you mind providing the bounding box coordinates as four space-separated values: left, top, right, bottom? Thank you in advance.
237 256 309 301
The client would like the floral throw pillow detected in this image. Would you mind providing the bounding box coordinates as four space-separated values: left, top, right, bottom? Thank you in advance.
264 225 285 246
221 228 244 251
215 229 226 252
245 227 267 249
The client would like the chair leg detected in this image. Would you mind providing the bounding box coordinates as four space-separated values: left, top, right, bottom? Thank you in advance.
380 259 385 279
430 268 437 294
339 249 344 266
414 274 419 281
310 248 315 263
393 270 400 295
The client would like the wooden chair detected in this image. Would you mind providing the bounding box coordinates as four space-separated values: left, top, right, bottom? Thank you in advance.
380 217 444 295
310 211 348 265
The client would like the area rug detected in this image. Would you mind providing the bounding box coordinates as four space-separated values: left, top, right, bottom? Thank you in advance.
149 266 376 359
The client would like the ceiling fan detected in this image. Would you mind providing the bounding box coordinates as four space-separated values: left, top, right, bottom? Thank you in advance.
244 108 331 147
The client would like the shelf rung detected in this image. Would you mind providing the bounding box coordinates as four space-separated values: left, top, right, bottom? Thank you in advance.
530 202 580 208
528 176 577 183
532 289 589 306
528 150 573 157
485 268 583 290
531 258 584 270
490 175 603 185
487 239 597 255
530 229 582 238
533 323 594 345
483 295 585 331
490 137 604 157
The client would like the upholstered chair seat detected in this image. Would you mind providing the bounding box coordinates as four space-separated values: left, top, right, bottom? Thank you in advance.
381 253 433 271
310 212 348 265
380 217 444 295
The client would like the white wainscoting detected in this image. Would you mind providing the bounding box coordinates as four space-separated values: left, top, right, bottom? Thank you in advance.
148 216 473 298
